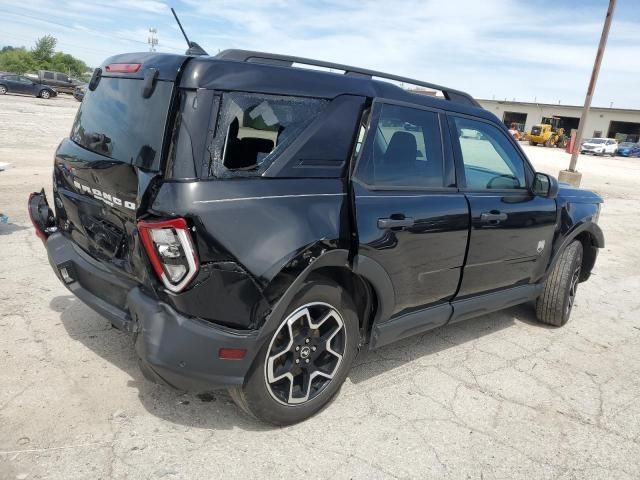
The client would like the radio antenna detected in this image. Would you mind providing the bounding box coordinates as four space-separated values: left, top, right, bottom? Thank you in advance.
171 7 208 56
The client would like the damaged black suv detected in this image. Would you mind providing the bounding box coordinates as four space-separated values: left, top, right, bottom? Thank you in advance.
29 50 604 425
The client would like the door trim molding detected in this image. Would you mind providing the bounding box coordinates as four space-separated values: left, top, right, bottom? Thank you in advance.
368 283 542 350
370 303 451 350
449 284 542 325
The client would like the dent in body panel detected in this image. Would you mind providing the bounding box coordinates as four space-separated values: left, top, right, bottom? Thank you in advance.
546 191 604 278
150 178 347 327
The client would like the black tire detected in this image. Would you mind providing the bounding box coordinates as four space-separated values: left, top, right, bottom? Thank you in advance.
536 241 583 327
229 279 360 425
39 89 51 99
529 141 537 146
0 85 6 95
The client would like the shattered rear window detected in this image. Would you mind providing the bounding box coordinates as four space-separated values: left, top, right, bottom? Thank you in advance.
208 92 327 177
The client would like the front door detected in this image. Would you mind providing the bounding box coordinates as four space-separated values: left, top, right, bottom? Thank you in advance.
353 101 469 320
448 114 557 298
16 76 35 95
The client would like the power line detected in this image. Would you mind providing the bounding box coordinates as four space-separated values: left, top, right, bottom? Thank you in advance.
0 31 117 57
2 11 184 53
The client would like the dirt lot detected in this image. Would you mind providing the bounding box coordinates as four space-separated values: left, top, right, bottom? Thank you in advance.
1 93 639 480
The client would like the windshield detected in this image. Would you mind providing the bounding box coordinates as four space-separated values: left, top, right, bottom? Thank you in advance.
70 77 173 170
619 142 635 147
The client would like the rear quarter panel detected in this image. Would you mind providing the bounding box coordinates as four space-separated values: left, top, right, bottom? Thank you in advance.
149 178 348 327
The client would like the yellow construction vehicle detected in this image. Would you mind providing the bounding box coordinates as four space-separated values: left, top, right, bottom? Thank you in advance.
526 116 568 148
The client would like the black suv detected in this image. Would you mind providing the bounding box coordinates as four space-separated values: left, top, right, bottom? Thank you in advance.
29 50 604 425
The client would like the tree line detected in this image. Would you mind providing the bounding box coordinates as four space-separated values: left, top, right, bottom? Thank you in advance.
0 35 90 80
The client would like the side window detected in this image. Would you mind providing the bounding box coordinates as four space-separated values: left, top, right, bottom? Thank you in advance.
452 116 526 190
58 74 69 82
209 92 327 177
356 104 444 188
43 72 54 80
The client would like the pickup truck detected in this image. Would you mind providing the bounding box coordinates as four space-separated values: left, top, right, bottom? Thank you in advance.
36 70 83 94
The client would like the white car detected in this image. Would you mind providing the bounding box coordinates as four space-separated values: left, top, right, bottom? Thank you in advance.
580 138 617 156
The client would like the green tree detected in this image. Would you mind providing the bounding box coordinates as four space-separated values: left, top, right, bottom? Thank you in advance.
0 36 91 79
31 35 57 65
0 47 36 74
50 52 89 78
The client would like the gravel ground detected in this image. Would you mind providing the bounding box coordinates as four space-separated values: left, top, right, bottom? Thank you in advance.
1 93 639 480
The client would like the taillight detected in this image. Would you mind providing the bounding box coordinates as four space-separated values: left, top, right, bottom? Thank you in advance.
105 63 141 73
138 218 199 293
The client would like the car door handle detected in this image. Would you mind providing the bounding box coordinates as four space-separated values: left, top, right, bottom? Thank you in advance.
480 212 508 222
377 217 415 229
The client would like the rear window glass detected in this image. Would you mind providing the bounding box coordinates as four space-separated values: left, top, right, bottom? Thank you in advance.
208 92 327 177
70 77 172 169
43 72 54 79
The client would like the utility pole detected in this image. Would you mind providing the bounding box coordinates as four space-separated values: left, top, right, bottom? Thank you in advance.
148 28 158 52
559 0 616 187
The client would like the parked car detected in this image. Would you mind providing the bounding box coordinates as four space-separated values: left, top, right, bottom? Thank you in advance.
615 142 640 157
0 74 57 99
73 84 87 102
28 50 604 425
37 70 83 94
580 138 617 156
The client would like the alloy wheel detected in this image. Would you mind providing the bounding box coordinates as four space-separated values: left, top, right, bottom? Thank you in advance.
41 91 50 99
265 302 346 405
0 86 6 94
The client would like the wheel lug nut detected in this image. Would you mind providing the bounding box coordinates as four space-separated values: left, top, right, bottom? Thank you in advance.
305 359 310 364
295 346 300 351
311 346 316 351
305 338 310 344
295 359 300 364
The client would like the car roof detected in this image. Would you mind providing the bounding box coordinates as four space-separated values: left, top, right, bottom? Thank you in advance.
101 51 494 122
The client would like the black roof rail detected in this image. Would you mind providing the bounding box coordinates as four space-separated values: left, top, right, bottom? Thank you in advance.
214 49 480 108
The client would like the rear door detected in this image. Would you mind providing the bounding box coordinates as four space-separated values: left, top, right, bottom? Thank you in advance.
53 56 185 273
447 114 557 298
353 100 469 321
41 71 55 88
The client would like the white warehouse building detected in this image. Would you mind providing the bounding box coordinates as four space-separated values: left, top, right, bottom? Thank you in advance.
477 99 640 143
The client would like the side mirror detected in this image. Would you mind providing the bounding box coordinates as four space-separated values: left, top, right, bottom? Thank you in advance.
533 172 558 198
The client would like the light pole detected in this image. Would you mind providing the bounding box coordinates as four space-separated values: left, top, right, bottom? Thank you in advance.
559 0 616 187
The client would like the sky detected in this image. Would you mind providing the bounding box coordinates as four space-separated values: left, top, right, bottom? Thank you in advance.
0 0 638 108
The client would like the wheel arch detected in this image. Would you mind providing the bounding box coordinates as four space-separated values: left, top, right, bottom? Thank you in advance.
259 249 394 348
548 221 603 283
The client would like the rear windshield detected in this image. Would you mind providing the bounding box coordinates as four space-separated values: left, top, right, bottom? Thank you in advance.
70 77 173 169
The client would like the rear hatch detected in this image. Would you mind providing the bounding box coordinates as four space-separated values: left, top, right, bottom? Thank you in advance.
52 53 187 280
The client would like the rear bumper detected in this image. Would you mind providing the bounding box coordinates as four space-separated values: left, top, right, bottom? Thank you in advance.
45 232 261 391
